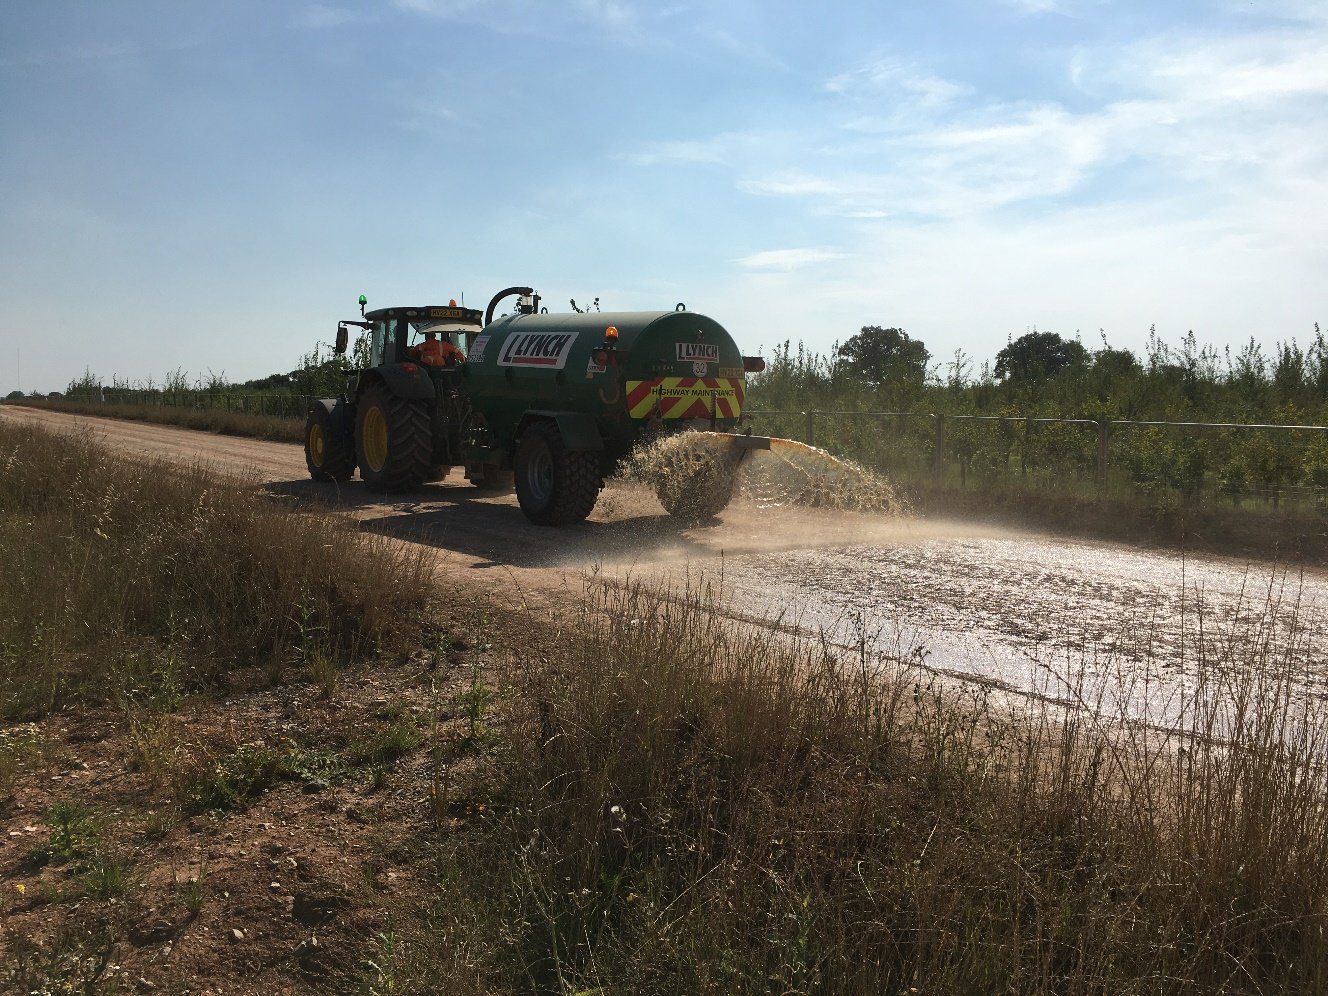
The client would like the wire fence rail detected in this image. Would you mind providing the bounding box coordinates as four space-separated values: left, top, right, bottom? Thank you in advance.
65 389 319 419
54 390 1328 509
745 409 1328 509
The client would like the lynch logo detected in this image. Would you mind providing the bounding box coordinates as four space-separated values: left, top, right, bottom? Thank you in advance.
498 331 578 370
676 342 719 363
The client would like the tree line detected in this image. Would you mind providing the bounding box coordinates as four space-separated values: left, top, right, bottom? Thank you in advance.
748 324 1328 504
754 324 1328 423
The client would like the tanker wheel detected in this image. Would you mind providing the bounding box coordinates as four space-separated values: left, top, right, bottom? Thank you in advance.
656 455 738 522
355 386 433 493
305 400 355 482
514 422 601 526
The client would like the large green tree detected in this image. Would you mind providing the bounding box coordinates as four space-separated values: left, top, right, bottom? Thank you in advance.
836 326 930 386
994 331 1087 381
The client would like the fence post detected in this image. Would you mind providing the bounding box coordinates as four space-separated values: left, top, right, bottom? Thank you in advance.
803 410 815 447
933 413 945 481
1021 417 1029 478
1097 420 1109 497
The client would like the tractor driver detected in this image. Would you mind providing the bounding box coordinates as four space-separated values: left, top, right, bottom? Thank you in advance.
412 328 465 368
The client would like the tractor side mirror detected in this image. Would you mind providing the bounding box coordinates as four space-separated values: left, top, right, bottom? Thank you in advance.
335 323 349 355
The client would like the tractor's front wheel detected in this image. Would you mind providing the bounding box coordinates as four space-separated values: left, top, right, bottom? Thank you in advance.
514 422 601 525
305 399 355 482
355 386 433 493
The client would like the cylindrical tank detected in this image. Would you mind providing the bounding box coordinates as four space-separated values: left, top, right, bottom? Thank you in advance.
461 309 748 457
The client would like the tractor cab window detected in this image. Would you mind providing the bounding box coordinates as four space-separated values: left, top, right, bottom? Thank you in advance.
373 318 411 365
407 321 465 356
369 322 388 367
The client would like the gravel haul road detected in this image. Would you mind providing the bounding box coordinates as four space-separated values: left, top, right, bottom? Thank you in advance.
7 405 1326 725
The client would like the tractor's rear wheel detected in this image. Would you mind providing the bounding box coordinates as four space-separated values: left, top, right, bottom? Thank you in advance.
355 386 433 493
514 422 601 525
305 399 355 482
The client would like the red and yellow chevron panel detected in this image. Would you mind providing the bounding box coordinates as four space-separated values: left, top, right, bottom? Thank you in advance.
626 377 746 420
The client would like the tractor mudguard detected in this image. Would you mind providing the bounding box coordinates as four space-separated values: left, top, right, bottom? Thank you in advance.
363 365 436 401
522 411 604 452
311 396 353 433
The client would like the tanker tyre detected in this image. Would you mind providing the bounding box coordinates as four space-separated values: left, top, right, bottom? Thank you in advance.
305 400 355 483
355 386 433 493
514 422 602 526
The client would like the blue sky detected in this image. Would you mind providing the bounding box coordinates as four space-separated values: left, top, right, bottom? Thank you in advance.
2 0 1326 393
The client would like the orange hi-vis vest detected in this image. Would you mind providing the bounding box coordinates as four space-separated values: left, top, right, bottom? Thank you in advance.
416 337 464 367
417 338 445 366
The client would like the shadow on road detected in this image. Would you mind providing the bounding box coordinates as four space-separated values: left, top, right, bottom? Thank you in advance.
262 478 722 570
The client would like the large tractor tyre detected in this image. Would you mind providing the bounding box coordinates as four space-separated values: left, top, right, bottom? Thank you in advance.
305 400 355 482
354 386 433 493
514 422 602 526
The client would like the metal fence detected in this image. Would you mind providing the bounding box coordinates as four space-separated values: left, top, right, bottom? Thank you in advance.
56 390 1328 507
70 390 317 419
744 410 1328 508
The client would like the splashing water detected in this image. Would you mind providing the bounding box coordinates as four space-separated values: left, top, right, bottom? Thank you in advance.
736 436 911 515
616 431 910 518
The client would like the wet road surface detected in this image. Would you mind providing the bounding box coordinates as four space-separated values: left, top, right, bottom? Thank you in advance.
6 405 1325 725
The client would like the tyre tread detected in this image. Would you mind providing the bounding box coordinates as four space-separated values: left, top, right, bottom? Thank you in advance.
357 387 433 493
306 399 355 482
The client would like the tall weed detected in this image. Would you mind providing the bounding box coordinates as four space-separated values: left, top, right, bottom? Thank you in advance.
416 575 1328 994
0 420 429 717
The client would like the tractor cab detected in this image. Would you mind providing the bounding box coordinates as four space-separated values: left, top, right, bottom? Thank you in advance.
339 303 484 368
374 306 483 368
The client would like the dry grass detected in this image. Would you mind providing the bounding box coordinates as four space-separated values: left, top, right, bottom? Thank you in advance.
0 418 428 718
5 412 1327 993
9 398 304 443
395 573 1328 995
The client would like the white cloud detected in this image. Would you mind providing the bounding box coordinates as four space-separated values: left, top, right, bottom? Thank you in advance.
649 18 1328 356
736 248 849 271
393 0 487 14
648 17 1328 232
391 0 679 40
825 60 971 110
719 194 1327 368
622 137 736 167
0 41 135 68
291 4 377 29
997 0 1071 14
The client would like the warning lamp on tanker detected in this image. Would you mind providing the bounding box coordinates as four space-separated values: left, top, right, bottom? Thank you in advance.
593 325 620 368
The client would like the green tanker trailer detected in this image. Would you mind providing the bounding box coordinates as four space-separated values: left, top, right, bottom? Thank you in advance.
303 286 769 525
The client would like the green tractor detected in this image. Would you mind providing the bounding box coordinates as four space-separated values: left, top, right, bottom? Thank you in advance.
304 287 770 525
